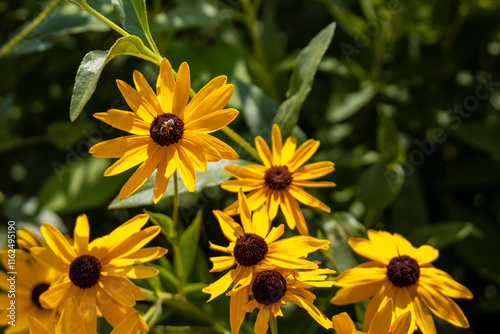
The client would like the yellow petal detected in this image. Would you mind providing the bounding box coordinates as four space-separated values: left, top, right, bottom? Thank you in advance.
293 160 334 180
252 204 271 238
110 310 140 334
41 223 76 264
288 185 331 212
28 317 50 334
281 136 297 166
413 245 439 265
153 148 170 204
271 124 283 166
118 147 162 200
184 75 227 120
74 214 89 255
221 179 264 192
175 145 196 192
209 255 235 272
330 280 384 306
286 293 332 329
99 277 136 308
213 210 244 242
30 247 69 273
202 269 235 302
367 298 393 334
287 139 320 172
268 235 330 258
254 307 270 334
391 311 412 334
419 266 473 299
116 80 156 122
184 108 239 133
56 298 86 334
230 287 249 334
333 261 386 286
133 70 161 113
184 83 234 124
40 280 75 309
280 191 308 235
105 247 168 267
237 189 254 233
172 62 190 118
255 135 272 168
197 132 239 160
179 136 208 172
413 292 436 334
102 265 159 279
104 141 157 177
224 164 265 180
264 224 284 244
331 312 358 334
89 135 150 158
293 180 336 188
157 58 175 113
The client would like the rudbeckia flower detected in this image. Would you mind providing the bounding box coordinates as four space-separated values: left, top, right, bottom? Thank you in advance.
30 214 167 333
242 267 335 334
202 189 331 333
89 58 239 204
0 249 58 334
330 230 473 334
331 299 412 334
221 124 335 235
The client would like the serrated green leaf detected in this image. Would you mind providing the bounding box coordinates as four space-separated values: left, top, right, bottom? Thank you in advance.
108 159 249 209
359 160 404 215
179 210 202 279
37 156 129 214
145 210 175 241
411 221 476 249
274 22 336 138
69 35 160 122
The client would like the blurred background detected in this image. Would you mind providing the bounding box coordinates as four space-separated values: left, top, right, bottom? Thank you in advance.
1 0 500 332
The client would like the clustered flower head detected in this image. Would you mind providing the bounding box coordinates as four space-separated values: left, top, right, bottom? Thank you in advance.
2 58 474 334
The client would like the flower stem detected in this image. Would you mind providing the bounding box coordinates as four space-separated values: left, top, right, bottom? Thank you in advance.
221 126 261 162
172 171 179 231
269 315 278 334
80 2 130 37
0 0 61 59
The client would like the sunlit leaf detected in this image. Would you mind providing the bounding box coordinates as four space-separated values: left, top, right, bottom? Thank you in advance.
69 35 160 122
179 210 202 279
274 22 336 138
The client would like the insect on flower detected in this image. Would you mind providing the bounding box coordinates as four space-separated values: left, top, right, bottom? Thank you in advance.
159 119 175 135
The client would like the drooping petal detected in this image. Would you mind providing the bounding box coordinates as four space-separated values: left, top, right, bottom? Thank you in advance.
178 136 208 172
202 269 236 302
286 293 332 329
89 135 150 159
230 287 249 334
118 147 162 200
288 185 331 212
280 191 308 235
153 147 173 204
413 293 436 334
109 310 141 334
367 298 393 334
419 266 473 299
99 277 136 308
175 145 197 192
254 308 270 334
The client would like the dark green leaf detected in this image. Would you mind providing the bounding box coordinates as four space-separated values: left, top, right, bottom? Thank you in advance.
326 82 376 123
149 263 179 291
274 22 336 138
37 156 129 214
45 121 94 149
411 221 476 249
376 109 405 164
108 159 249 209
451 118 500 155
146 210 175 241
179 210 202 279
152 326 221 334
69 35 160 122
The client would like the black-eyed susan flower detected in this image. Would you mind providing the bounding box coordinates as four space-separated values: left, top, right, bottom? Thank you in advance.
221 124 335 235
0 249 58 334
202 189 331 332
330 230 473 334
89 58 239 204
241 267 335 334
331 298 412 334
30 213 167 332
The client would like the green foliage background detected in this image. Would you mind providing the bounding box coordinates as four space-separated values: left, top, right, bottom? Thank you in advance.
1 0 500 332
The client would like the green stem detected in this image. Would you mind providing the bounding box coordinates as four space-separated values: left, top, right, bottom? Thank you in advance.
320 249 341 274
0 0 61 59
364 207 377 228
269 315 278 334
172 171 179 231
221 126 261 162
80 2 130 37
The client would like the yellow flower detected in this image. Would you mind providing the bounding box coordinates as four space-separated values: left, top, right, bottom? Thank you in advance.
0 249 58 334
30 214 167 333
16 226 43 251
331 299 412 334
202 189 331 333
330 230 473 334
28 298 143 334
90 58 239 204
242 267 335 334
221 124 335 235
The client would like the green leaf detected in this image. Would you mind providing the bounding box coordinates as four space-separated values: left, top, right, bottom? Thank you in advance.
359 160 404 215
236 79 278 138
145 210 175 241
179 210 202 279
112 0 158 52
46 121 94 149
69 35 160 122
149 263 179 291
411 221 476 249
376 109 405 164
320 0 367 39
326 82 376 123
450 118 500 155
152 326 221 334
108 159 249 209
274 22 336 138
37 156 130 214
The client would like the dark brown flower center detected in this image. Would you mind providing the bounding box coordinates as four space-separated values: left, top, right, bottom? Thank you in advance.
252 270 287 305
233 233 268 266
31 283 50 308
265 166 292 190
386 255 420 287
150 113 184 146
69 254 102 289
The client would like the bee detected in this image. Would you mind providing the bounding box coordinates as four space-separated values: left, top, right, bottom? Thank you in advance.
159 119 175 135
